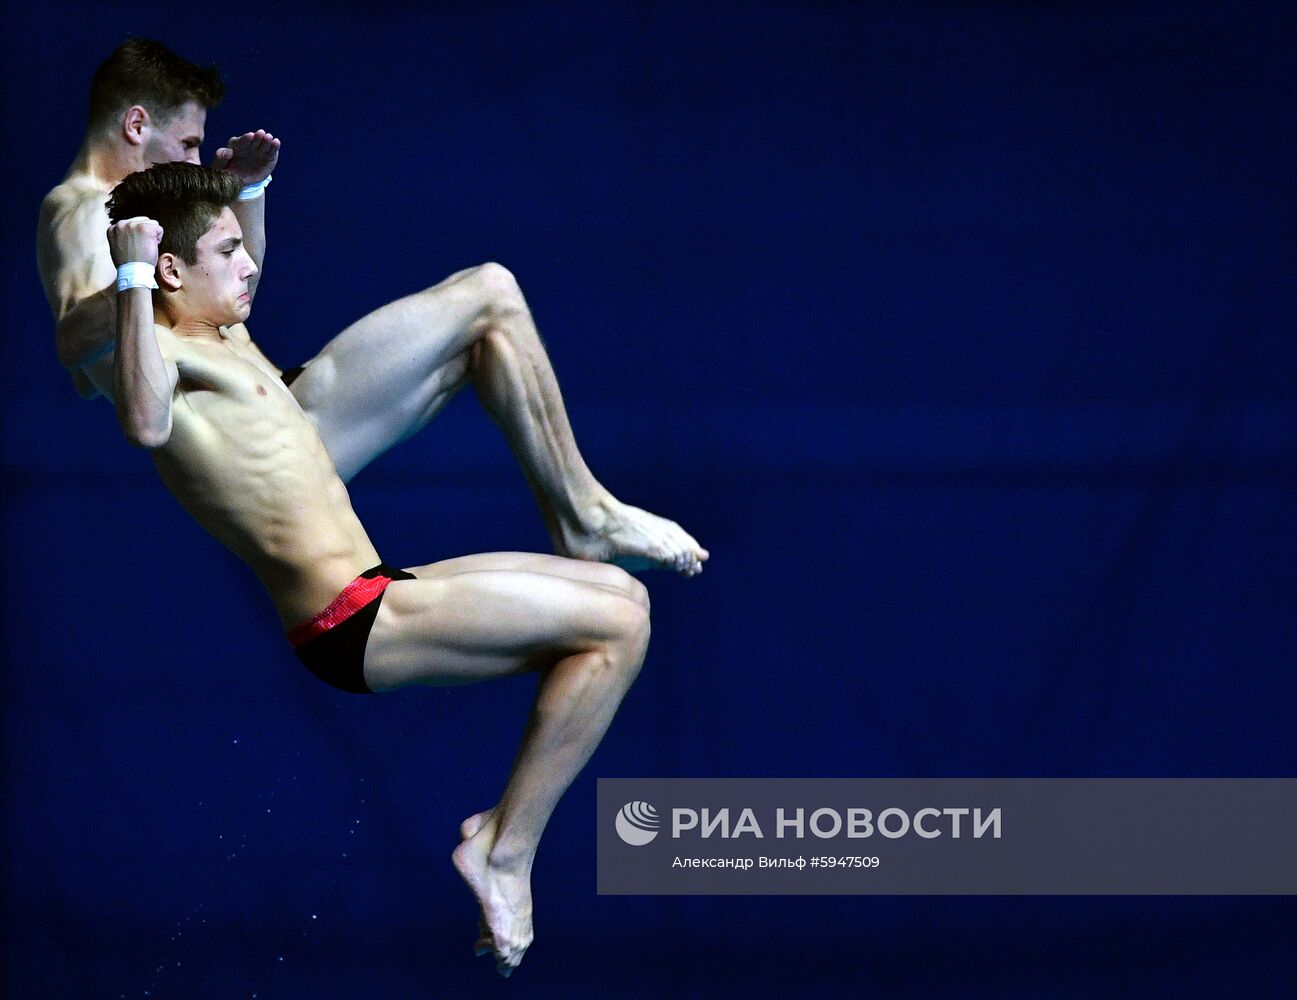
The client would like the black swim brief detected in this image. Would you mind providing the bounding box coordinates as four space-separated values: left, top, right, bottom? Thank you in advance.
286 563 416 694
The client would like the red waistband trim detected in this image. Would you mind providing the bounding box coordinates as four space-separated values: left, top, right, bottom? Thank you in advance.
286 574 393 648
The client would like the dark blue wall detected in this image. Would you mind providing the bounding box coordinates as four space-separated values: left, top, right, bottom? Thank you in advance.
4 2 1295 996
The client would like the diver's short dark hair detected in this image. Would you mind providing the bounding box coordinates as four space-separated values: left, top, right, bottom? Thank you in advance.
88 38 224 129
107 163 242 264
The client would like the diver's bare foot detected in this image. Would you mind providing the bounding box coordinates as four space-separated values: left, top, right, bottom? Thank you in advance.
459 810 498 957
459 809 495 841
556 495 709 576
452 816 534 977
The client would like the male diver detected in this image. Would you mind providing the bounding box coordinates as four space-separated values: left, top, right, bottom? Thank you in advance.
40 38 707 574
106 162 660 974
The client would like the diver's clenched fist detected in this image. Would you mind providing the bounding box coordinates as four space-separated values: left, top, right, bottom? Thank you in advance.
107 217 163 268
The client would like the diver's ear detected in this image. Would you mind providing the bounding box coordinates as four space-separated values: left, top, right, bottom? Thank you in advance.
122 105 150 146
157 252 183 291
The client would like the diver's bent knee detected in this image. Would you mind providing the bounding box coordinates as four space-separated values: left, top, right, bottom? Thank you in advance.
584 561 648 609
608 595 651 662
627 575 650 613
472 261 518 292
610 567 650 613
470 262 526 317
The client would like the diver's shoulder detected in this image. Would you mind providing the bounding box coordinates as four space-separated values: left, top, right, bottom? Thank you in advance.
41 175 111 221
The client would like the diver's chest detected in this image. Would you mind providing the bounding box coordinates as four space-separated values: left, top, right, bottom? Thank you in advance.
179 366 301 436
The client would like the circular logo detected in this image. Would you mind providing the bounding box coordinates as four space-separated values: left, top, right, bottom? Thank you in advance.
615 800 660 846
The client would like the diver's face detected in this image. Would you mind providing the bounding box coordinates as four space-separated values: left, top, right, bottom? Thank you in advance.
143 101 206 165
175 208 257 325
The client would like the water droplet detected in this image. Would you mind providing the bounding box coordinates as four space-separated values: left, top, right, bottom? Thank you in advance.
311 913 317 920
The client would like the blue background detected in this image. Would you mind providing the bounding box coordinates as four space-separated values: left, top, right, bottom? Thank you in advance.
4 1 1296 996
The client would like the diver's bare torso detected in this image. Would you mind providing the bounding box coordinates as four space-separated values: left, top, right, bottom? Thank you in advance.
154 324 379 626
38 174 114 319
38 174 120 394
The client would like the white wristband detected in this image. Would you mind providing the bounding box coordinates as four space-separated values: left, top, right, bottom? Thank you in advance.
238 174 273 201
116 261 158 293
